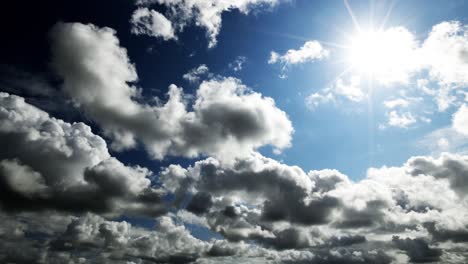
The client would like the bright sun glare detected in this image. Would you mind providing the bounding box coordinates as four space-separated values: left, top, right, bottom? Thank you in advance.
346 27 419 84
342 0 419 84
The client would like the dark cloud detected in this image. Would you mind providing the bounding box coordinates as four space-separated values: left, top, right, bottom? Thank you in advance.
393 236 443 263
0 93 166 216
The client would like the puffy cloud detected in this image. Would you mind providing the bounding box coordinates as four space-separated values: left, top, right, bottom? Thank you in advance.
269 41 330 65
229 56 247 72
135 0 280 48
154 151 468 262
0 92 165 216
453 104 468 135
161 153 339 228
130 7 176 40
269 41 329 78
393 236 442 263
386 111 417 128
305 76 364 109
0 211 211 264
422 21 468 86
50 22 293 161
3 149 468 262
183 64 211 83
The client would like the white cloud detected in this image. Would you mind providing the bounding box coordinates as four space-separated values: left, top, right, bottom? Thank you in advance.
269 41 330 65
305 75 365 109
453 104 468 135
305 92 334 110
134 0 280 48
384 98 410 109
183 64 211 83
386 111 417 128
422 21 468 86
333 76 365 102
229 56 247 72
50 22 293 161
130 7 176 40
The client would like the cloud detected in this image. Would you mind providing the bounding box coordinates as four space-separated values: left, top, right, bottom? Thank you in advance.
3 145 468 261
393 236 442 263
50 22 293 161
269 41 329 78
130 7 176 40
269 41 330 65
229 56 247 72
422 21 468 86
305 75 364 110
154 151 468 262
386 110 417 128
384 98 411 109
134 0 280 48
453 104 468 135
183 64 211 83
0 92 165 216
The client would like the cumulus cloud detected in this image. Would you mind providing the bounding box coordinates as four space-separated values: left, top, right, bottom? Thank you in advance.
154 151 468 262
0 92 165 216
134 0 280 48
50 22 293 161
3 144 468 262
130 7 176 40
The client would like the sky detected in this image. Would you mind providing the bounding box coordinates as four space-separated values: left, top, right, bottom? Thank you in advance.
1 0 468 263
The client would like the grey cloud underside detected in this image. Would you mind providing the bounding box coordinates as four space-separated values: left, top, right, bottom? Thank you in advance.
0 93 165 216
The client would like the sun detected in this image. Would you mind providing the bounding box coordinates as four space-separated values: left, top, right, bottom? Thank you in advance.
345 27 420 84
348 30 388 74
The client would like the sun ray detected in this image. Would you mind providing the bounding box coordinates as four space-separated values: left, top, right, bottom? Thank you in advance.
344 0 362 33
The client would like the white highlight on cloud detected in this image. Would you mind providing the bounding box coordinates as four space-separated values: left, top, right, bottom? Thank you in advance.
421 21 468 86
133 0 280 48
50 22 293 161
386 111 417 128
229 56 247 72
269 41 330 65
305 75 364 110
383 98 410 109
183 64 211 83
131 7 176 40
453 104 468 135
